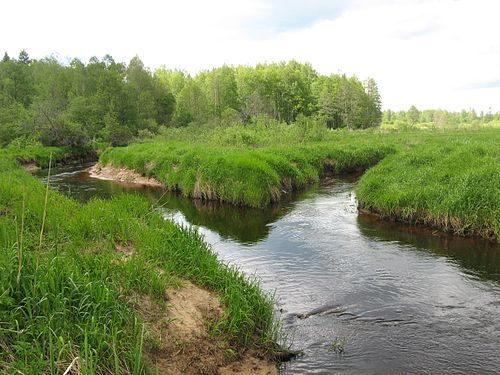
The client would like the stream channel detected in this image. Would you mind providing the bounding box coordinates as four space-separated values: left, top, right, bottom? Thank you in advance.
37 163 500 374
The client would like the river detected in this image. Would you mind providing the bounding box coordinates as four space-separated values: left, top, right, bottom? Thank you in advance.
38 164 500 374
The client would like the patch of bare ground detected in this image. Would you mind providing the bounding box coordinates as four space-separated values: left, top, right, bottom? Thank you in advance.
130 280 277 375
219 356 278 375
21 162 40 172
115 241 135 261
88 163 164 187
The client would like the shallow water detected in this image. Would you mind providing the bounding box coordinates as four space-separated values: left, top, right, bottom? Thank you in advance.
39 165 500 374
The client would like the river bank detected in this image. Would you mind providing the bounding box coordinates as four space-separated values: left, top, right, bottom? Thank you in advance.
0 148 282 374
97 128 499 241
98 141 391 207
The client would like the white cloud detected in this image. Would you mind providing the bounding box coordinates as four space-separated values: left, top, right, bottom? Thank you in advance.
1 0 499 111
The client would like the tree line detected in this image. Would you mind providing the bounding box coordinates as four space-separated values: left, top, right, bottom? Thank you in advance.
383 106 500 128
0 50 382 147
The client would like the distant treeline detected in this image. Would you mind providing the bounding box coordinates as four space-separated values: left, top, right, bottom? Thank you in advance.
0 50 381 147
383 106 500 128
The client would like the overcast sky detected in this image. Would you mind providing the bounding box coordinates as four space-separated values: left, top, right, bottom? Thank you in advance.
2 0 499 111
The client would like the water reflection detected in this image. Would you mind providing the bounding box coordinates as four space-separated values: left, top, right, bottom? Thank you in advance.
358 214 500 282
157 195 300 245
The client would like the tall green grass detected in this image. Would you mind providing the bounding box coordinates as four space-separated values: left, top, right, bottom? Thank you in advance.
0 149 279 373
356 130 500 240
101 124 499 239
100 141 391 207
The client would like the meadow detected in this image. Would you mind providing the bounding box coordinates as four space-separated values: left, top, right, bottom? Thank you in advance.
99 119 500 240
0 148 280 374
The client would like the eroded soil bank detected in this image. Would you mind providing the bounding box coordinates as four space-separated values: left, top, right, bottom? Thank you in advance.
89 163 164 187
134 280 277 375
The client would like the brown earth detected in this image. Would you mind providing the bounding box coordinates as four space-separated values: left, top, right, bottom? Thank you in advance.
130 280 278 375
21 162 41 172
88 163 164 187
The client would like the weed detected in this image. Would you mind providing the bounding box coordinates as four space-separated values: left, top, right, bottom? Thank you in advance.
329 337 348 354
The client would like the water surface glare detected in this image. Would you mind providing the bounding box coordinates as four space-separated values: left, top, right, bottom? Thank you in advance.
41 165 500 374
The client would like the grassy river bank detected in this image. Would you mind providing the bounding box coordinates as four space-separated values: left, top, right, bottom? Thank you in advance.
98 125 499 241
0 146 281 374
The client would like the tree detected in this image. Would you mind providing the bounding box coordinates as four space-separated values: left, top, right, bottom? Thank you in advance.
0 92 30 145
235 65 275 121
102 110 132 146
363 78 382 127
407 105 420 125
200 65 240 118
0 52 34 107
174 79 208 125
18 49 31 65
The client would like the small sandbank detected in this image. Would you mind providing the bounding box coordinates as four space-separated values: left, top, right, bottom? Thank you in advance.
89 163 164 187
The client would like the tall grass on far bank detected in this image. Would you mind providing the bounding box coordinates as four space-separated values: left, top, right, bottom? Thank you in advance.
0 150 279 373
100 141 392 207
356 131 500 240
3 143 97 168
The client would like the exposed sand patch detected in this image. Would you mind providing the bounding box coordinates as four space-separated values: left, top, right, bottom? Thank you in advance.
89 163 164 187
21 162 41 172
167 280 222 339
131 280 278 375
114 241 135 261
219 356 279 375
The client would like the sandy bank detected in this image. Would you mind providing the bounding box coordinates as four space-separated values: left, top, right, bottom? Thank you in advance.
132 279 278 375
21 162 41 172
89 163 164 187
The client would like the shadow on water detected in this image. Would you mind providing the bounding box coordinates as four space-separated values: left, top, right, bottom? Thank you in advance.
156 195 296 244
357 214 500 282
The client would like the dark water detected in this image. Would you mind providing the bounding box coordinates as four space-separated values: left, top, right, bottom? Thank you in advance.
39 165 500 374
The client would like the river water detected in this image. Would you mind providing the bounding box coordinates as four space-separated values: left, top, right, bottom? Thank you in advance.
38 164 500 374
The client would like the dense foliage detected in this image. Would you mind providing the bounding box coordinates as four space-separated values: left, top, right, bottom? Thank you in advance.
0 50 382 148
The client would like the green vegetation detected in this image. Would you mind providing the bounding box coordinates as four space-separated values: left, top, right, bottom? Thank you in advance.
0 149 279 373
100 120 392 208
0 50 382 149
99 123 499 240
1 49 499 374
329 337 348 354
382 106 500 130
357 130 500 240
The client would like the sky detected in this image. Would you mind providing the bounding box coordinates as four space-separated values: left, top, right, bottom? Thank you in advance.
2 0 500 112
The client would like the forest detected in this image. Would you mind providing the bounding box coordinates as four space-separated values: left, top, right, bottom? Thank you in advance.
0 50 383 148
